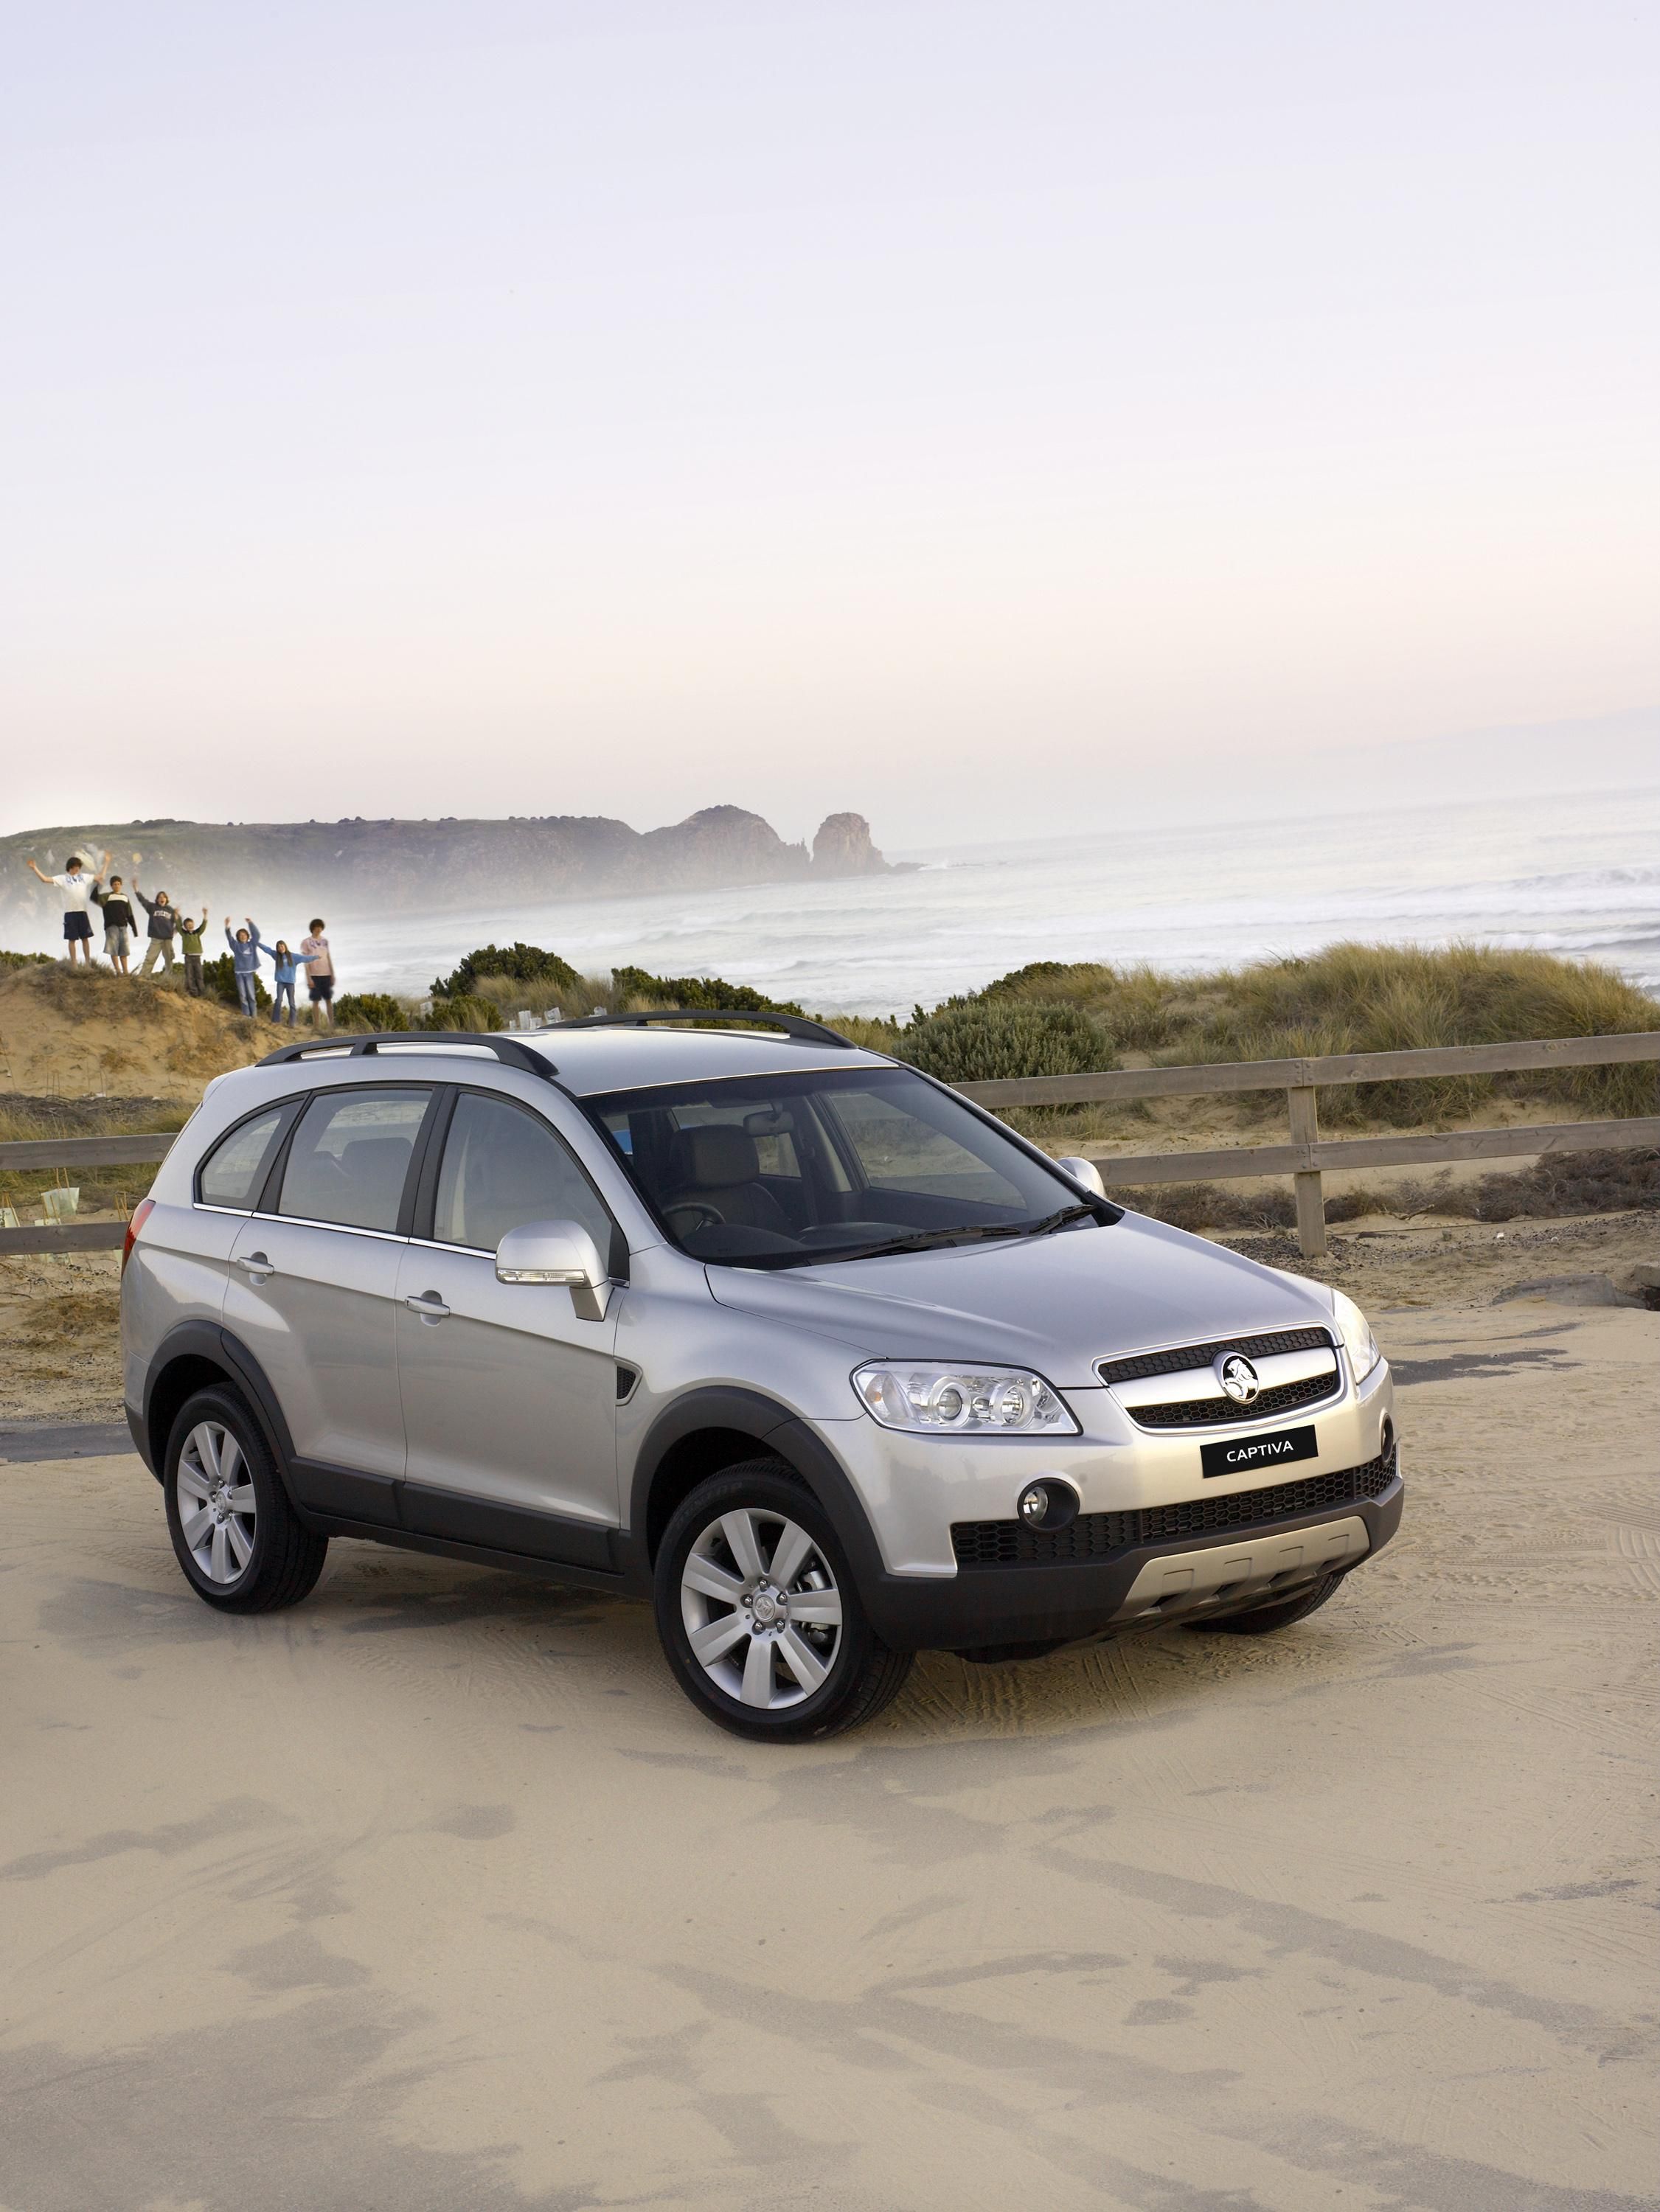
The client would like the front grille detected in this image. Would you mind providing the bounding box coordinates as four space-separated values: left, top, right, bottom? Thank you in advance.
1097 1326 1333 1388
1131 1368 1338 1428
950 1444 1397 1568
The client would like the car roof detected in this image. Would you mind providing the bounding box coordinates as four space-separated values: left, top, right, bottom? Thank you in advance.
533 1025 896 1098
241 1025 900 1101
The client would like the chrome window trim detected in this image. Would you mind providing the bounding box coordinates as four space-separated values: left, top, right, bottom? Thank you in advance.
243 1208 411 1246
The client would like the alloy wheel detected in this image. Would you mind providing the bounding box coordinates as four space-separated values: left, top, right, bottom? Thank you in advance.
176 1421 257 1585
680 1507 844 1710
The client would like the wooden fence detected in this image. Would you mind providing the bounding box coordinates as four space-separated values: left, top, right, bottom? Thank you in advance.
1 1030 1656 1262
959 1029 1660 1256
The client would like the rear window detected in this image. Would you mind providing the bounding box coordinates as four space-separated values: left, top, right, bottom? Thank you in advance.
197 1106 289 1211
277 1088 432 1234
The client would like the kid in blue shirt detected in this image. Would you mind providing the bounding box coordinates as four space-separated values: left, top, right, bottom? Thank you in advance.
225 918 262 1018
257 935 313 1026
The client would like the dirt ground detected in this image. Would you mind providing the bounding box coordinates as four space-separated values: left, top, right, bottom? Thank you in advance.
1 1288 1655 2211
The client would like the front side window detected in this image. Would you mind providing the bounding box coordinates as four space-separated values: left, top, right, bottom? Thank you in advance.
821 1085 1026 1207
277 1087 431 1234
198 1105 288 1211
433 1091 614 1258
588 1065 1107 1268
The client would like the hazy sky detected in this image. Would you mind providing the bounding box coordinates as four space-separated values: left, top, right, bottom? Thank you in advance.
5 1 1657 846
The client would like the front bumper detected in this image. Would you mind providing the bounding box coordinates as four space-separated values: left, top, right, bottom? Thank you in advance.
861 1452 1403 1652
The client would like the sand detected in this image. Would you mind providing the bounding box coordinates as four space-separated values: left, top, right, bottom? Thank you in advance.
0 961 267 1097
1 1287 1655 2210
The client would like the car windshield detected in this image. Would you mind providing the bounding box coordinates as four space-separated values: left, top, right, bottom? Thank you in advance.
586 1065 1111 1268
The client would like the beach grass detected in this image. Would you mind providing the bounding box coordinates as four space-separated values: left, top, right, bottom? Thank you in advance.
953 942 1660 1124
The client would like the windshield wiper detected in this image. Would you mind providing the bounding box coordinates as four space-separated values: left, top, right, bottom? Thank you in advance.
1027 1202 1100 1236
831 1204 1100 1262
831 1223 1026 1260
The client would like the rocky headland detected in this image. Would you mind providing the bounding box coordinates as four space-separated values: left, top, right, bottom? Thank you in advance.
0 804 890 938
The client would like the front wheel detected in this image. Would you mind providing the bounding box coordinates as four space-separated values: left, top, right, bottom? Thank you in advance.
654 1458 912 1742
164 1385 327 1613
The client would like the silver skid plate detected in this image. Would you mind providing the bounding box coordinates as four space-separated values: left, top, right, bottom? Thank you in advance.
1112 1515 1370 1623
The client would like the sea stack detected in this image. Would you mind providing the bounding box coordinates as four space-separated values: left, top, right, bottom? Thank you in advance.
811 813 889 877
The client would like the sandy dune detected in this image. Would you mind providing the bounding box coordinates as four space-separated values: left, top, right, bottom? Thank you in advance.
1 1293 1655 2210
0 962 268 1097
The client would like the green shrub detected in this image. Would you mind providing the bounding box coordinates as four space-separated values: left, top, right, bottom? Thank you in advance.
0 949 52 973
610 965 805 1018
896 1001 1114 1085
420 991 503 1032
201 952 271 1015
333 991 406 1032
432 943 580 998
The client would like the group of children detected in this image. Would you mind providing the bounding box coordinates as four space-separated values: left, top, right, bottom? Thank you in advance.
24 851 338 1028
222 917 336 1024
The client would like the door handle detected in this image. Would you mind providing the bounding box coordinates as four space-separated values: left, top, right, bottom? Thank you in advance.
405 1291 451 1321
237 1251 275 1281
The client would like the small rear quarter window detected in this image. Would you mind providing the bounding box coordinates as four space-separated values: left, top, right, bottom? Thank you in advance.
198 1106 288 1211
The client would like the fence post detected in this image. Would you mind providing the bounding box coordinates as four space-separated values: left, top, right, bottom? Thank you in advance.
1286 1085 1327 1258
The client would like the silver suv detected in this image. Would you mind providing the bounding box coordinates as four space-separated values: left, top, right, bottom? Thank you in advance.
120 1015 1402 1741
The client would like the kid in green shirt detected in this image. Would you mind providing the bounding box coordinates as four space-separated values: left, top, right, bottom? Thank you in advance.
176 910 209 997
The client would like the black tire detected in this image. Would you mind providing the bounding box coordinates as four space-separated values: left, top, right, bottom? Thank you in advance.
163 1385 327 1614
653 1457 912 1742
1188 1571 1345 1636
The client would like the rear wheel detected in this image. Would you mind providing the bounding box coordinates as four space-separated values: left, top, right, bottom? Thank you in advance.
1189 1572 1344 1635
163 1385 327 1613
654 1458 912 1742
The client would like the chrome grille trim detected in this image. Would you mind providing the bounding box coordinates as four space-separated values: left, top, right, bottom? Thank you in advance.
1099 1326 1343 1430
1097 1326 1333 1387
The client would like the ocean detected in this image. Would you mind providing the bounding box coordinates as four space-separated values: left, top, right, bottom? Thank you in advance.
327 782 1660 1015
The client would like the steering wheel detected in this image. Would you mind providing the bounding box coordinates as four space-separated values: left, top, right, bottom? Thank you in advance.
665 1199 727 1235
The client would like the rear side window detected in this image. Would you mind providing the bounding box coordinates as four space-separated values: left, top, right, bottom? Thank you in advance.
433 1091 614 1258
277 1088 431 1234
197 1107 288 1211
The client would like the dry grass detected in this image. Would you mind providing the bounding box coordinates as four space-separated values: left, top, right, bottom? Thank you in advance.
468 972 615 1020
1118 1147 1660 1232
17 1287 122 1347
968 943 1660 1124
0 1094 195 1213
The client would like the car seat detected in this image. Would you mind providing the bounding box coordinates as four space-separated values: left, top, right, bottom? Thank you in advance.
664 1124 791 1234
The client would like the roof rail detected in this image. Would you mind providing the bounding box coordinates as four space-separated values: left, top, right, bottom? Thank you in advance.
558 1009 854 1047
256 1032 558 1077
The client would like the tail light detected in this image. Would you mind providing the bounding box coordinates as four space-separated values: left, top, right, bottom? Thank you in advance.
122 1197 156 1275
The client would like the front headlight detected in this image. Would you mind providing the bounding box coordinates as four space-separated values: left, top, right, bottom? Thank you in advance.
852 1362 1080 1436
1332 1290 1381 1382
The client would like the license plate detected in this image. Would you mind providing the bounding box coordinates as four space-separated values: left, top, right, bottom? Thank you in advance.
1201 1424 1318 1480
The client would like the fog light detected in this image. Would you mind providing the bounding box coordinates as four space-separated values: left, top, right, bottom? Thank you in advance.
1018 1480 1079 1533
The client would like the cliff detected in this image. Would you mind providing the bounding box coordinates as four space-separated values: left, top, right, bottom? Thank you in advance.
0 805 889 944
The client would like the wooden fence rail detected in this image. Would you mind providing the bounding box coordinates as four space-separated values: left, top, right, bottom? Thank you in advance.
960 1029 1660 1256
0 1133 178 1171
1 1031 1656 1261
